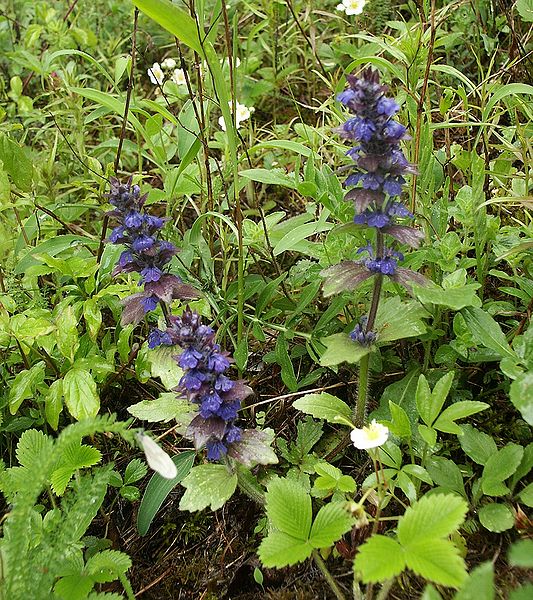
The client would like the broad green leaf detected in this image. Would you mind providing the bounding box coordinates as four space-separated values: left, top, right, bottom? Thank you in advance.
516 0 533 22
375 297 428 343
128 393 193 424
510 585 533 600
0 132 33 191
9 361 46 414
508 540 533 567
15 235 98 274
83 298 102 341
258 531 312 568
273 221 332 256
518 482 533 507
147 346 183 389
308 502 355 548
354 535 405 583
478 503 514 532
397 494 467 545
179 464 237 512
63 368 100 420
51 442 102 495
15 428 52 467
54 575 93 600
405 538 467 588
462 307 517 360
433 401 489 434
86 549 132 579
239 168 296 189
510 372 533 425
137 451 195 535
402 464 433 485
416 372 454 427
482 444 524 496
413 283 481 310
45 379 63 431
56 305 79 363
386 401 411 437
458 424 497 465
124 459 148 484
454 562 494 600
319 333 371 367
426 457 465 496
293 393 352 425
421 585 443 600
250 140 312 157
265 478 312 540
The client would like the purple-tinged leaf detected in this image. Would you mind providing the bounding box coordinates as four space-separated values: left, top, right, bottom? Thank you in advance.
186 415 226 449
145 274 200 303
121 293 149 325
321 261 373 297
227 428 278 467
391 268 431 293
343 189 385 212
384 225 425 248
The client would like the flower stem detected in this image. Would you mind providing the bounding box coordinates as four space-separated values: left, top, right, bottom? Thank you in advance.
312 550 347 600
354 352 370 427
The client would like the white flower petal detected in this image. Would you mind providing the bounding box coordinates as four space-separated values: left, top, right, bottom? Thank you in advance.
161 58 176 70
138 433 177 479
147 63 165 85
350 420 389 450
171 68 187 86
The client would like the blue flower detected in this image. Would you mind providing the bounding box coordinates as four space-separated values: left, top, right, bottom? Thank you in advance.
178 347 204 369
141 295 159 313
206 440 228 461
132 235 155 252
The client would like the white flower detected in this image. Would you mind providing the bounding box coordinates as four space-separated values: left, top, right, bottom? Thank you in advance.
161 57 177 70
336 0 366 15
137 433 177 479
147 62 165 85
350 420 389 450
171 68 187 86
223 57 241 68
218 101 254 131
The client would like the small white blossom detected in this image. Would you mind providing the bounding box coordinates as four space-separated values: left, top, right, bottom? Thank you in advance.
223 57 241 68
171 68 187 86
336 0 366 16
218 101 254 131
350 420 389 450
147 62 165 85
161 57 177 70
137 433 177 479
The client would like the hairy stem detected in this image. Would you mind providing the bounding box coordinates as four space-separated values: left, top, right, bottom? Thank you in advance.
354 352 370 427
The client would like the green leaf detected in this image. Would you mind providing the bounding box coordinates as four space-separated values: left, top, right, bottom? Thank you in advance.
510 584 533 600
84 298 102 341
386 401 412 438
509 539 533 568
397 494 468 545
51 442 102 495
273 221 332 256
433 401 489 434
147 346 184 390
137 451 195 535
402 464 433 485
86 549 132 579
128 393 193 424
510 373 533 425
124 459 148 485
54 575 94 600
275 334 298 391
454 562 494 600
9 361 46 414
179 464 237 512
516 0 533 22
258 531 312 568
239 168 296 189
458 424 497 465
375 297 428 343
293 393 352 425
462 307 517 360
15 428 52 467
478 503 514 532
0 132 33 191
15 235 97 274
426 457 465 496
413 283 481 310
308 502 355 548
55 305 80 363
45 379 63 431
354 535 406 583
405 538 467 588
265 478 312 540
518 482 533 507
319 333 371 367
482 444 524 496
416 372 454 427
63 368 100 420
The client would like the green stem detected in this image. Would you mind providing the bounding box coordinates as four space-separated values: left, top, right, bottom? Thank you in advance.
118 572 135 600
375 578 394 600
354 352 370 427
312 550 347 600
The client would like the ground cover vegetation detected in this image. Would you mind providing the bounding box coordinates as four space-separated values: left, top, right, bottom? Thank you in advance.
0 0 532 598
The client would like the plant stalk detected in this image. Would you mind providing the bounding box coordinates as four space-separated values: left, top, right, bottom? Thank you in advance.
312 550 347 600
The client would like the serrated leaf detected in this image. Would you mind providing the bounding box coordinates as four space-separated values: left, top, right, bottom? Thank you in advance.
265 478 312 540
258 531 312 568
86 549 132 579
402 464 433 485
293 393 352 425
15 428 52 467
137 451 195 535
319 333 371 367
179 464 237 512
354 535 405 583
405 538 467 588
128 393 192 424
478 503 514 532
482 444 524 496
124 458 148 484
9 361 46 414
458 424 497 465
454 562 494 600
413 283 481 310
397 494 467 545
308 502 355 547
